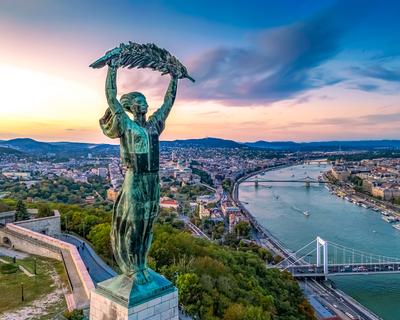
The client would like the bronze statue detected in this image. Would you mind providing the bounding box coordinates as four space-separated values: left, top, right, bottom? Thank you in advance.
90 43 194 285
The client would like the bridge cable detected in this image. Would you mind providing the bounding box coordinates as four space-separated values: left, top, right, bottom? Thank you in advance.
275 238 316 267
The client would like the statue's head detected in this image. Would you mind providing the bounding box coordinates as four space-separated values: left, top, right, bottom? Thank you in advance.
120 92 148 116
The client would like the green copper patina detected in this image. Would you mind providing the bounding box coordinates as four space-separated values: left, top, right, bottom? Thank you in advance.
91 43 192 287
100 65 177 284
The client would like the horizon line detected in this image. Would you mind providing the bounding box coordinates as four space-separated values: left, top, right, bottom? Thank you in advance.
2 136 400 145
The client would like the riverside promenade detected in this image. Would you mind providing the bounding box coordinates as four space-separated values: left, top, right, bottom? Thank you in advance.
232 164 382 320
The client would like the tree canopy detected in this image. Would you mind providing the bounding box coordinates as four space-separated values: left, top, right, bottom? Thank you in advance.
149 224 315 320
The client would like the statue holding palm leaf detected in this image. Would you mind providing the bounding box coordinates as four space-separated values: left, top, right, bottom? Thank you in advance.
90 42 194 285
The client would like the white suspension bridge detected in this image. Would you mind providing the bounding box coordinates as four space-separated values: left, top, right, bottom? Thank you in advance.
245 176 327 187
275 236 400 278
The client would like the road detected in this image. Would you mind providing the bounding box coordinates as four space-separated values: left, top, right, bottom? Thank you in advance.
58 233 116 283
179 215 211 240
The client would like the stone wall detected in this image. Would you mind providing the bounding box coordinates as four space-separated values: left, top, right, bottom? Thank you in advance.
4 223 94 297
0 211 15 225
90 289 179 320
0 222 95 309
0 227 61 260
13 210 61 236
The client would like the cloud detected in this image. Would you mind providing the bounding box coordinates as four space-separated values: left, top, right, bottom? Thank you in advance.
352 65 400 83
351 83 381 92
272 111 400 130
177 4 352 104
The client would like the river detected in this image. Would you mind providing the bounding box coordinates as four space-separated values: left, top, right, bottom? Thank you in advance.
239 164 400 320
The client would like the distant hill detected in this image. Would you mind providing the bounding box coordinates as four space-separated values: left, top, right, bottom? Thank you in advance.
162 137 244 148
0 138 60 153
0 138 96 155
0 137 245 155
0 146 24 155
245 141 299 149
89 144 120 155
1 137 400 156
245 140 400 150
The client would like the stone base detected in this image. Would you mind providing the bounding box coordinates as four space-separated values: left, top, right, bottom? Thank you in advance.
89 269 178 320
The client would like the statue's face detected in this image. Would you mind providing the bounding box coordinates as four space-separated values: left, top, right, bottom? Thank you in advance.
132 95 148 114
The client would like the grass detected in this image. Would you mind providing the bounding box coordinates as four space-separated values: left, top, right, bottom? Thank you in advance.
0 256 68 317
0 263 18 274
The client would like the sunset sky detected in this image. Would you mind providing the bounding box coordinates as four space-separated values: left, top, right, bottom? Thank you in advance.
1 0 400 143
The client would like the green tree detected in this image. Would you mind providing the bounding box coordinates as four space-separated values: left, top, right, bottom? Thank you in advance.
222 179 233 193
242 306 270 320
37 203 53 217
176 273 203 317
150 225 316 320
0 201 11 213
15 199 29 221
234 221 251 238
87 223 112 258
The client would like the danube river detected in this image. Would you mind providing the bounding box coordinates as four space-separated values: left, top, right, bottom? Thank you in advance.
239 164 400 320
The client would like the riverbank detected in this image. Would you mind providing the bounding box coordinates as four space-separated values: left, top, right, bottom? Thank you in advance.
323 171 400 231
232 163 382 320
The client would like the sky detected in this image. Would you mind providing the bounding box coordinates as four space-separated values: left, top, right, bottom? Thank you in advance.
0 0 400 143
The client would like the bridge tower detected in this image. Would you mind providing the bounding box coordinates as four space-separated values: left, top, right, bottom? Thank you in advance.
304 176 312 188
316 236 328 275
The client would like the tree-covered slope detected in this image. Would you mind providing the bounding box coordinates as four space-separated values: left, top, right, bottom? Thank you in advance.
149 224 315 320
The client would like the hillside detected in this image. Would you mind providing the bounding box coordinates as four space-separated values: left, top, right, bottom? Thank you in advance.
244 139 400 150
162 137 244 148
2 137 400 156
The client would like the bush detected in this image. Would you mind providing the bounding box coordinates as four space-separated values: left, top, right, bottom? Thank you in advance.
37 203 53 217
63 309 84 320
0 263 18 274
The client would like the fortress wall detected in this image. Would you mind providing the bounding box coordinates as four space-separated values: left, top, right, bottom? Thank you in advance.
3 223 95 300
0 227 61 260
13 210 61 236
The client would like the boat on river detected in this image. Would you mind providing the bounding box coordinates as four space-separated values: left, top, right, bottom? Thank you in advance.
303 210 310 217
392 223 400 231
382 215 398 223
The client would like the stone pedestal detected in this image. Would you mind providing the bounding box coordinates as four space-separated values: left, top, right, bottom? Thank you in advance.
89 269 178 320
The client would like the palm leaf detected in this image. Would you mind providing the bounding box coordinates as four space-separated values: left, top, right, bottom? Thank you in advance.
89 42 195 82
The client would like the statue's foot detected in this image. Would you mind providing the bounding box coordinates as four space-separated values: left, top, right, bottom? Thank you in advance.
134 269 152 285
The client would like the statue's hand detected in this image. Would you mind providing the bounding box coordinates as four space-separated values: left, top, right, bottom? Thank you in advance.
169 69 180 79
107 58 119 69
170 72 179 80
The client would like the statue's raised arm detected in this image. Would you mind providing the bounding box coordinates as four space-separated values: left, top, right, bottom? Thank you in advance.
105 65 124 115
148 75 178 134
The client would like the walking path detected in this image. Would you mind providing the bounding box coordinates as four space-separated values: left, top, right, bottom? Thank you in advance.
0 247 28 259
59 234 116 284
60 248 88 309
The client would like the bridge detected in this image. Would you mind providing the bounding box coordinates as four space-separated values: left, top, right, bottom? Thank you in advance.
275 236 400 278
245 176 327 187
304 159 330 165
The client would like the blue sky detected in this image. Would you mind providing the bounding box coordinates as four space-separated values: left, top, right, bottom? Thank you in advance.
0 0 400 142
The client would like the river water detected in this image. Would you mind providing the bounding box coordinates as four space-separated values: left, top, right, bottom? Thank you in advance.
239 164 400 320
